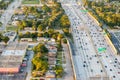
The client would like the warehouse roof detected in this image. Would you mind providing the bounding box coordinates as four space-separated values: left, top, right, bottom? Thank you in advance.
0 42 27 69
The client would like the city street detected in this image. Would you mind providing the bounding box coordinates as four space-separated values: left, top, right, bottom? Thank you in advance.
0 0 22 31
26 50 34 80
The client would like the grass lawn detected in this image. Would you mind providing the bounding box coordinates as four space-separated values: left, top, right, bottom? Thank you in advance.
6 25 18 31
22 0 39 4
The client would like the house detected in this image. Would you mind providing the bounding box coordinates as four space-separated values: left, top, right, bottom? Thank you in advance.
46 71 56 78
48 58 56 66
48 52 56 57
46 78 56 80
12 14 25 21
27 14 35 19
37 37 49 42
21 38 33 42
46 41 57 67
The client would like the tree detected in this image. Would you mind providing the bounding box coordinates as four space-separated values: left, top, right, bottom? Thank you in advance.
42 4 51 13
57 33 63 40
17 21 24 30
31 32 38 39
32 56 48 75
37 25 44 31
41 0 46 4
33 43 48 54
43 32 49 38
55 65 64 77
37 33 43 37
48 29 54 37
0 33 3 42
62 38 67 44
32 25 37 31
25 32 31 38
63 28 69 36
57 41 62 51
52 34 57 40
60 15 70 28
22 20 27 27
2 36 9 44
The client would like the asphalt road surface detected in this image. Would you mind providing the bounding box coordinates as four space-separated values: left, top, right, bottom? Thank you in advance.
0 0 22 31
60 0 120 80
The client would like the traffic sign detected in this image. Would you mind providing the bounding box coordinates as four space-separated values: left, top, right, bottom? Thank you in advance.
80 10 88 13
98 47 106 52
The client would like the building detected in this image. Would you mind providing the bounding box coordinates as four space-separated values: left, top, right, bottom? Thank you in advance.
0 42 27 73
45 39 57 67
21 38 33 42
46 71 56 78
3 31 17 43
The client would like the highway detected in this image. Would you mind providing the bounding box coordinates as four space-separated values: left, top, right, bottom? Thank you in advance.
0 0 22 31
60 0 120 80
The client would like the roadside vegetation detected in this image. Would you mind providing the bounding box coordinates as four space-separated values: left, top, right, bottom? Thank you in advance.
0 0 13 9
82 0 120 28
0 33 9 44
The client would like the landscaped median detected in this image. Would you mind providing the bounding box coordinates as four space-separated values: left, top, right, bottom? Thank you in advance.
22 0 40 4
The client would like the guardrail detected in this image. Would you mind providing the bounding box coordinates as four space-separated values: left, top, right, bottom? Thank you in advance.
67 39 77 80
87 12 100 26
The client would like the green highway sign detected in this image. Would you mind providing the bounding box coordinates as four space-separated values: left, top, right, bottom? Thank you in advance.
80 10 88 13
98 47 106 52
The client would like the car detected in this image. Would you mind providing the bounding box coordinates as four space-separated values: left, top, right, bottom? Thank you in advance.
115 58 117 60
114 65 116 67
115 61 117 63
83 65 85 67
110 69 112 71
105 66 107 68
113 76 116 78
97 61 99 63
91 69 93 72
101 70 103 72
20 69 24 73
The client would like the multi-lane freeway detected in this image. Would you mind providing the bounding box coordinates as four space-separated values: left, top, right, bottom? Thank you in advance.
60 0 120 80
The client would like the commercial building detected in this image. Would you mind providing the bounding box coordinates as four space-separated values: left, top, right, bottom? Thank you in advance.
0 42 27 73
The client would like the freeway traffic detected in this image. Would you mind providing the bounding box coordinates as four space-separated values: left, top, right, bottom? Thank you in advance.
60 0 120 80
